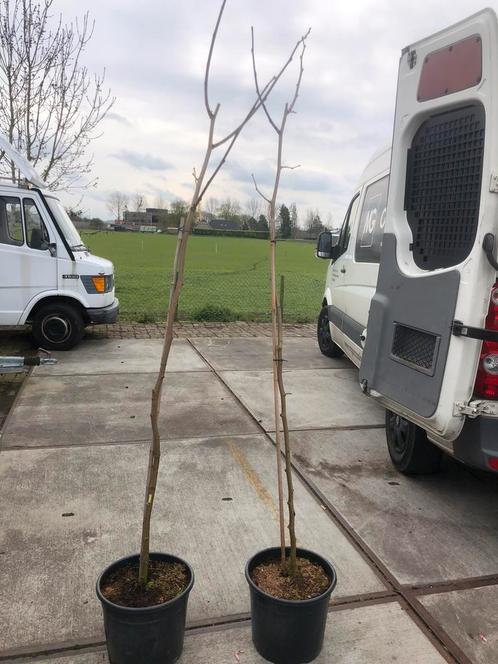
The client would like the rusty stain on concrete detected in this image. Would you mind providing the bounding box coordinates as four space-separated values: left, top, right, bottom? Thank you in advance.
227 439 278 520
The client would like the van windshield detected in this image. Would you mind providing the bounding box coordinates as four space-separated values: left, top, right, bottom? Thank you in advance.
45 197 86 250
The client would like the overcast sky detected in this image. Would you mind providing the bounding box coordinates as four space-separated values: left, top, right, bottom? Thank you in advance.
58 0 493 225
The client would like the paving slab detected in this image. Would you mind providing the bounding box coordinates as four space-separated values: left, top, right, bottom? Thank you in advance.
220 369 384 431
191 337 350 372
1 372 259 448
33 339 209 376
286 428 498 585
419 585 498 664
23 602 446 663
0 434 385 653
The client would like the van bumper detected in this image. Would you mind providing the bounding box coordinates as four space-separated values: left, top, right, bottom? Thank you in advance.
453 415 498 472
86 298 119 325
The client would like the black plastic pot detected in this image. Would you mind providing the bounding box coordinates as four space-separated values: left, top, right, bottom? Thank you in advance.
246 547 336 664
96 552 194 664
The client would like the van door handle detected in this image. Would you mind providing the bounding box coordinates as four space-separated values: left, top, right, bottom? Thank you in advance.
340 267 346 274
483 233 498 271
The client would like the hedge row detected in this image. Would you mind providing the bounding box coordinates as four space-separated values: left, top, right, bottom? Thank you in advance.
192 227 269 239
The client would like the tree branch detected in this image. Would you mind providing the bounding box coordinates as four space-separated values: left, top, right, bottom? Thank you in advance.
204 0 227 119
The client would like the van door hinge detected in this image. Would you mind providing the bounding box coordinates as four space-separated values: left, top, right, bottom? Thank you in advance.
454 400 498 418
490 172 498 193
452 320 498 342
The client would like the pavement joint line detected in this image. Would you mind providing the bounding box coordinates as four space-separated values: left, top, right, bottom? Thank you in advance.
408 573 498 596
269 423 386 433
186 337 471 664
27 368 213 379
0 592 402 662
0 432 268 453
209 366 355 373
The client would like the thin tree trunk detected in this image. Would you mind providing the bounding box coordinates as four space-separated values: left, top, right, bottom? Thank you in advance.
276 276 297 575
270 219 287 566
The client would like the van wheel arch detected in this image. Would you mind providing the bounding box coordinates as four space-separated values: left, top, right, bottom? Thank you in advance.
317 303 343 358
27 296 89 325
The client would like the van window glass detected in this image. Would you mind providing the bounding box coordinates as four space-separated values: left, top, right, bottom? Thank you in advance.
338 194 360 255
355 175 389 263
24 199 49 250
0 196 23 246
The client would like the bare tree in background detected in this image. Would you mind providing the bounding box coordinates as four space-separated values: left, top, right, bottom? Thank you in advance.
218 196 241 221
205 196 218 216
139 0 312 588
246 197 261 219
107 191 128 222
154 193 167 209
0 0 114 190
252 26 310 577
134 193 147 212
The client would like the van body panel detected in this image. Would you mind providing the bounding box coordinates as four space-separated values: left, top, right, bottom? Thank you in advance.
0 188 58 324
359 9 498 442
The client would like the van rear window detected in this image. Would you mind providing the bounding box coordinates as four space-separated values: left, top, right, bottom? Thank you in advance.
355 176 388 263
417 35 482 102
405 104 484 270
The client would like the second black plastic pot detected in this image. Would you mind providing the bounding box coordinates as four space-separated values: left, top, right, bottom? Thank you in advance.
246 547 337 664
96 552 194 664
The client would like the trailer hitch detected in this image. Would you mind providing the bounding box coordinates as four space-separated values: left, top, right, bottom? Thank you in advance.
0 356 57 374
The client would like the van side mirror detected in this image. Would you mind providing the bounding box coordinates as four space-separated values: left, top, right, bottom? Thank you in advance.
316 231 339 260
40 240 57 256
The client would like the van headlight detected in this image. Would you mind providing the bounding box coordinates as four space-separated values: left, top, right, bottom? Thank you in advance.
81 274 114 294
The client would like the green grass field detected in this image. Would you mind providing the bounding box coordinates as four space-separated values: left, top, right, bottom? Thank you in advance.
81 231 327 322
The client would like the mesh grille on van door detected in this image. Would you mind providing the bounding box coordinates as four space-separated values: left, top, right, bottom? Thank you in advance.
391 323 440 375
405 104 485 270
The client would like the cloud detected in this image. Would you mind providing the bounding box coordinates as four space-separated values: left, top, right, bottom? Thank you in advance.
110 150 172 171
106 112 132 126
55 0 492 222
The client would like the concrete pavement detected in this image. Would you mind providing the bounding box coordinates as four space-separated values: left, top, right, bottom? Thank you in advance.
0 335 497 662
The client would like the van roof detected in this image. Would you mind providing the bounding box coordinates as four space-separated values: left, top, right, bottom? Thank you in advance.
359 145 391 185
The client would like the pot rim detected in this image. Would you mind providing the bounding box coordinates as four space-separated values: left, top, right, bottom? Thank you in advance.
245 547 337 606
96 552 194 613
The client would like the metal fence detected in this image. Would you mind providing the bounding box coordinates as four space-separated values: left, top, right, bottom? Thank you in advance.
114 269 324 323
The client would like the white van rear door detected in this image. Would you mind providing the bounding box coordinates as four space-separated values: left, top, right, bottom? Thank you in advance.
359 9 498 442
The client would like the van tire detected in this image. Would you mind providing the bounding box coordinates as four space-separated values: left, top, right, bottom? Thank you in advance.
317 305 343 358
385 410 442 474
32 302 85 351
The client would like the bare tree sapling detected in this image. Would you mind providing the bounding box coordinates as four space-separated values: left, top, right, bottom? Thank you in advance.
138 0 314 588
251 26 310 577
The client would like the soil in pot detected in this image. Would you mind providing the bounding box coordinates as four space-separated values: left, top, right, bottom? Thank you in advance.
251 555 331 600
100 559 189 608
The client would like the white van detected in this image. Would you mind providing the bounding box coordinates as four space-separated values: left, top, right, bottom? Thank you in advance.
0 138 118 350
316 9 498 475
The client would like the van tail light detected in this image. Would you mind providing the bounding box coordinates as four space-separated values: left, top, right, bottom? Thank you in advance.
474 282 498 399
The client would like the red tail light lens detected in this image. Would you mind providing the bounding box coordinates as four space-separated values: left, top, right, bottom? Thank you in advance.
474 282 498 399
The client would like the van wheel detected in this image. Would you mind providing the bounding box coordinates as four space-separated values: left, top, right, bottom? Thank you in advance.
317 305 343 358
385 410 442 474
32 302 84 351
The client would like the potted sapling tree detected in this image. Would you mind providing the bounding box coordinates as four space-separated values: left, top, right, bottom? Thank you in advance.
94 2 313 663
245 28 337 664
